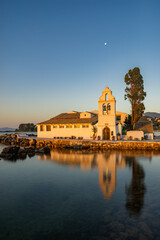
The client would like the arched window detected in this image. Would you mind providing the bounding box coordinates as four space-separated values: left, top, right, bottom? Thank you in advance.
105 94 108 101
102 103 107 114
107 103 111 111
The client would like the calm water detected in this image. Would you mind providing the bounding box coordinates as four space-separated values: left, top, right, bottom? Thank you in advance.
0 143 160 240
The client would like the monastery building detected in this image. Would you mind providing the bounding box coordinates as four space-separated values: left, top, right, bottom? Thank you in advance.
37 87 128 140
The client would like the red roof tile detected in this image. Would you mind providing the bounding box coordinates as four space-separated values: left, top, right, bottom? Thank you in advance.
38 112 98 125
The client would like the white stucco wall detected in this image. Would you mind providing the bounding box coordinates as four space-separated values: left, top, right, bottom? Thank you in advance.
37 124 94 139
116 111 129 125
127 131 144 140
80 112 92 118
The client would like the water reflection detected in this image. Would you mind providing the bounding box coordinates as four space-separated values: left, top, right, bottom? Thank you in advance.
1 145 160 240
37 150 155 206
125 157 146 216
96 152 126 199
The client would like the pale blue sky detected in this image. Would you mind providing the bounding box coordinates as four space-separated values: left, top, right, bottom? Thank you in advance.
0 0 160 128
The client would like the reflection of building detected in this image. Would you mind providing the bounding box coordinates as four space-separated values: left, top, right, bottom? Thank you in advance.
38 150 96 170
96 153 116 199
37 87 128 140
37 150 126 199
96 152 126 199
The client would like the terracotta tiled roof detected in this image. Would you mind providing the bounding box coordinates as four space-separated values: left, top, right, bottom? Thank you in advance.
38 112 98 125
135 116 153 133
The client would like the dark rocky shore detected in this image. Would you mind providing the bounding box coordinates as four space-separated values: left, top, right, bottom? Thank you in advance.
0 134 50 160
0 133 160 160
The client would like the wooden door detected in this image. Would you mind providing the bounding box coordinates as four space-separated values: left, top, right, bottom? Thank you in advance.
103 127 110 140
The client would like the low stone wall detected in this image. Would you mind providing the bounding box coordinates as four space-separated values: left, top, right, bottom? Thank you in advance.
0 134 160 151
36 139 160 151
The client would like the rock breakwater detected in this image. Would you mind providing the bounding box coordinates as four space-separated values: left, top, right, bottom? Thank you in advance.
1 134 160 150
0 134 51 160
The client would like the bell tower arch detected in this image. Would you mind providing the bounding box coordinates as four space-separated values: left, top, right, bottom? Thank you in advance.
97 87 117 140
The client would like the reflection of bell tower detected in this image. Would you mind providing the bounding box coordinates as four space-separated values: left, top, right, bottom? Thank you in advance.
96 152 126 199
97 87 116 140
96 153 116 199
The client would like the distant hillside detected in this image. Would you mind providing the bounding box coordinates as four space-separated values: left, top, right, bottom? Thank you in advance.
0 127 16 132
144 112 160 118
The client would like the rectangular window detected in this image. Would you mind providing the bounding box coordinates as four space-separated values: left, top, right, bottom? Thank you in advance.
82 124 89 128
74 124 80 128
59 125 64 128
46 125 51 131
53 125 57 128
66 125 72 128
40 125 44 131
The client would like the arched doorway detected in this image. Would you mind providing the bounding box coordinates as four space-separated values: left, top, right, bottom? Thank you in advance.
103 127 110 140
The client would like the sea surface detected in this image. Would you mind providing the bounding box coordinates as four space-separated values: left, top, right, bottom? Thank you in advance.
0 137 160 239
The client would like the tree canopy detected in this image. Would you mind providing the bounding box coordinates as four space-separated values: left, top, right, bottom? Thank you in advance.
16 123 37 132
124 67 146 129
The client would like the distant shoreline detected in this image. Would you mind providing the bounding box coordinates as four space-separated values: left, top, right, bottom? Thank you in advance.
0 131 37 133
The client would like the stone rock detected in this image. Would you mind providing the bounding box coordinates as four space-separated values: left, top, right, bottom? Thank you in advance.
27 148 35 154
29 139 37 147
44 147 50 154
35 147 45 154
2 146 20 154
17 148 27 159
28 152 35 158
35 147 50 154
0 146 27 160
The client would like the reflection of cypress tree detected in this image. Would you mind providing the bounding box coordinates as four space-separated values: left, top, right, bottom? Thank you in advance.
126 157 146 216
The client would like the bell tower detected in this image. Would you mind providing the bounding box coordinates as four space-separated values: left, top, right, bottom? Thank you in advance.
97 87 117 140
